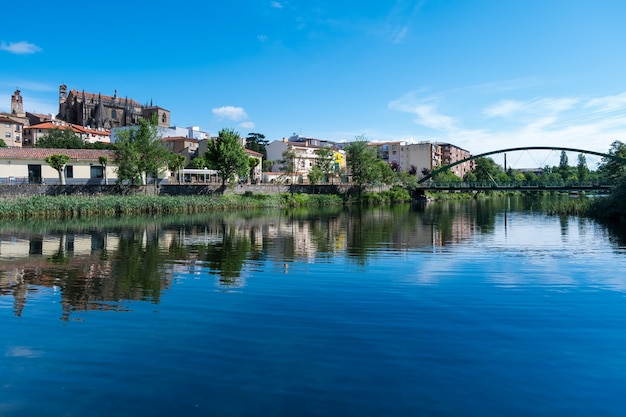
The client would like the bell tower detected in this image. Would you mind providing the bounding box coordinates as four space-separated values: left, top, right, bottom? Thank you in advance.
11 89 24 116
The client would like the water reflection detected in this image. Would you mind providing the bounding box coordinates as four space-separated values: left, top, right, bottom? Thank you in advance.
2 196 625 319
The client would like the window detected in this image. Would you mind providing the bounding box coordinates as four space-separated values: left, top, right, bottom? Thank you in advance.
90 166 104 179
111 110 116 118
4 123 10 128
65 165 74 178
162 113 167 123
15 136 20 142
5 133 10 138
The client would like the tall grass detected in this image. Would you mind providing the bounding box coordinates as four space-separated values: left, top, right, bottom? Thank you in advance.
0 193 345 219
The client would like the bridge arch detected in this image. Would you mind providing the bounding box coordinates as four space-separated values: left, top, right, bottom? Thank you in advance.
418 146 626 184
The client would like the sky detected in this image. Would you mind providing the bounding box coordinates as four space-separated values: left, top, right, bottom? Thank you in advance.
2 0 626 168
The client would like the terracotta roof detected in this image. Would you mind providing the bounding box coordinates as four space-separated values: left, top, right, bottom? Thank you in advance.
245 149 263 157
68 90 142 107
0 148 115 161
0 116 24 125
25 121 110 136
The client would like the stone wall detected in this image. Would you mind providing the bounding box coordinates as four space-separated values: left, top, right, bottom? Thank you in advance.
0 183 368 198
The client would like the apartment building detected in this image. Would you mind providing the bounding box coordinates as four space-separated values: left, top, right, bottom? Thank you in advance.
0 116 24 147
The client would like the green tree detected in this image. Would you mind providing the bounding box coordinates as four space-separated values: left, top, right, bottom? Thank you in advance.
0 138 7 147
187 156 207 169
577 153 590 182
280 147 297 183
248 157 260 183
558 150 573 180
99 156 109 184
168 154 187 183
378 161 397 186
36 128 85 149
472 157 502 182
45 154 71 185
206 128 249 186
114 116 170 185
315 147 336 183
308 165 324 186
597 141 626 182
245 132 269 159
345 137 381 194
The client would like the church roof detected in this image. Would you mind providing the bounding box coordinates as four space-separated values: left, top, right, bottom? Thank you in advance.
68 89 142 107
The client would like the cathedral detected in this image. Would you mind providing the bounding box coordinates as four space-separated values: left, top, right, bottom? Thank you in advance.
57 84 170 129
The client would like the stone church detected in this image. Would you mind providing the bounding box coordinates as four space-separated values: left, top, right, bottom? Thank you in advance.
56 84 170 129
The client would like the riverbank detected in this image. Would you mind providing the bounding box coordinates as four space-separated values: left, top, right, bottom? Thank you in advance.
0 187 413 219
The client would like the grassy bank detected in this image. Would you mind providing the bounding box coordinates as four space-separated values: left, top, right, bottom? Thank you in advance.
0 185 414 220
0 193 345 219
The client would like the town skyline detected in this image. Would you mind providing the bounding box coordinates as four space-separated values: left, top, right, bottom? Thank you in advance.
2 1 626 168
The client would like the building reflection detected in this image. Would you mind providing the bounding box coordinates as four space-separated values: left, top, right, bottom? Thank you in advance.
0 203 488 319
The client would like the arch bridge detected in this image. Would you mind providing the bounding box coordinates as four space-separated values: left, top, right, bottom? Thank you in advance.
416 146 626 191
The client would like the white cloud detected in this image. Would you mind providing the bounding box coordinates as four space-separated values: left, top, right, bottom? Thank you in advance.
585 92 626 112
389 88 626 168
0 41 42 54
212 106 248 121
257 34 269 42
271 1 283 9
388 94 456 131
240 121 256 129
484 98 579 119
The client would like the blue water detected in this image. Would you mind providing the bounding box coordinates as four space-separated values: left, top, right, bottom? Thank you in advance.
2 203 626 416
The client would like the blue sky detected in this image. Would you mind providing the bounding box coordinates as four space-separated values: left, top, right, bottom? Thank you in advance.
2 0 626 167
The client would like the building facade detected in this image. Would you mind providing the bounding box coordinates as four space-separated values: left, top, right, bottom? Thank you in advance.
0 148 116 185
0 116 24 148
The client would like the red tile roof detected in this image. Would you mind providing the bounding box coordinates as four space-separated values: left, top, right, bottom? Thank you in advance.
0 148 115 161
24 121 110 136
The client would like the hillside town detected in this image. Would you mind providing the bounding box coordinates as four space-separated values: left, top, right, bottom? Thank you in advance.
0 86 473 185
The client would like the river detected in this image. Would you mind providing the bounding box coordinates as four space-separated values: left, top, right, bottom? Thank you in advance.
2 196 626 416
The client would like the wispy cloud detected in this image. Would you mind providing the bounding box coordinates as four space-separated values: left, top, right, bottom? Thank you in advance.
388 93 457 131
388 88 626 167
382 0 425 44
240 121 256 129
484 98 579 119
270 1 284 9
585 92 626 112
212 106 248 121
0 41 42 55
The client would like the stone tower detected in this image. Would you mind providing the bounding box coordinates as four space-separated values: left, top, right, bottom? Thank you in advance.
11 89 24 116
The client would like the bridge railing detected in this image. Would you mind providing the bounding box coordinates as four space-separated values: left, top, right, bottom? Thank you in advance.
418 180 615 189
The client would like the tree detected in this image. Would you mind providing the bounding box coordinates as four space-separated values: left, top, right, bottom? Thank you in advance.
36 128 85 149
245 132 269 159
0 138 7 148
558 150 573 180
168 154 187 184
280 147 297 183
45 154 71 185
248 157 260 183
99 156 109 184
597 141 626 182
206 128 249 186
345 137 381 193
472 157 502 181
114 115 170 185
577 154 590 182
315 147 336 183
308 165 324 186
